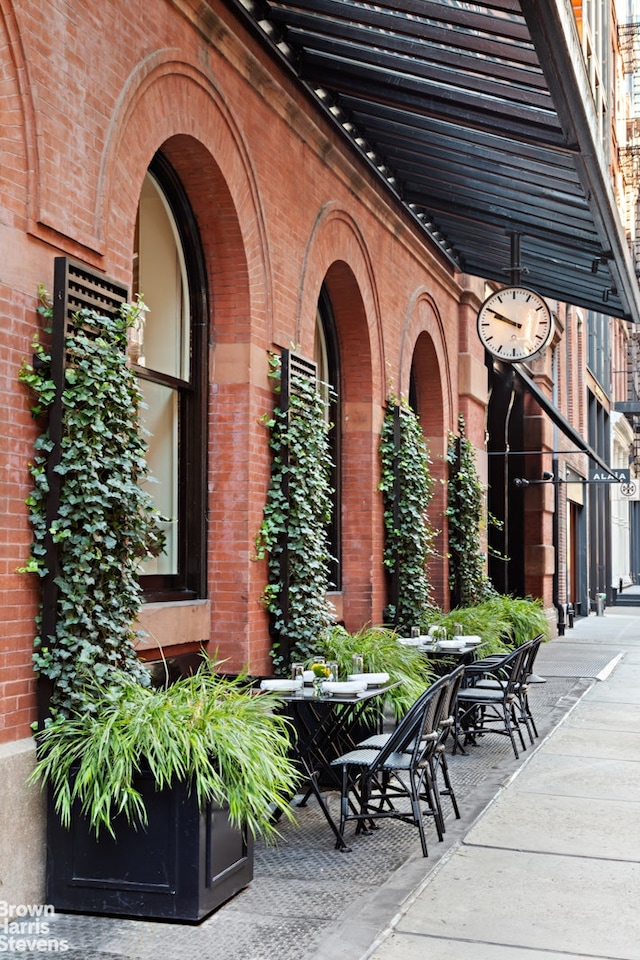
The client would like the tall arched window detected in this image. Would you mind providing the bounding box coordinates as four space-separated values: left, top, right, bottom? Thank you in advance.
131 153 207 601
315 286 341 589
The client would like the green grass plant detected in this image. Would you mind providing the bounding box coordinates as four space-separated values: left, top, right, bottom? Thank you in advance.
30 661 300 841
481 594 549 646
319 624 435 718
421 594 548 654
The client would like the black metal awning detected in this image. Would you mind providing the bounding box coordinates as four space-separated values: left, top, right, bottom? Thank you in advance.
229 0 640 321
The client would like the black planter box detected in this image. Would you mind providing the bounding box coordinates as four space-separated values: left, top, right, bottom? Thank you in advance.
46 771 253 923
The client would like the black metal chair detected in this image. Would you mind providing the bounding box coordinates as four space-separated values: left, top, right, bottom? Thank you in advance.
355 668 464 837
515 634 545 739
330 674 450 856
457 644 529 759
428 665 465 826
465 635 544 745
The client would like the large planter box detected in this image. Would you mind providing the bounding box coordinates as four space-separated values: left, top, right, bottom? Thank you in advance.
46 770 253 923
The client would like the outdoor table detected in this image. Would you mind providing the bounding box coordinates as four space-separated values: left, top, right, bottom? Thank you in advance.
278 682 401 851
419 640 488 676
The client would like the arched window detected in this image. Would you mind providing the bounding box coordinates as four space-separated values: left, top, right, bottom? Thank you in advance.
315 286 341 589
131 153 207 601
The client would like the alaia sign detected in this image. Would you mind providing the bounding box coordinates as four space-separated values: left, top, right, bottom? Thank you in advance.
588 468 630 483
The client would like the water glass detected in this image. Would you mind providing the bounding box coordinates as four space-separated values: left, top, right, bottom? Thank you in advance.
291 662 304 685
453 622 464 638
351 654 364 675
410 625 421 638
327 660 339 682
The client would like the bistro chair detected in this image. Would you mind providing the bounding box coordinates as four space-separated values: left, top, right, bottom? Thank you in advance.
464 635 544 745
354 674 448 752
514 633 545 740
457 645 529 759
356 670 463 836
329 674 449 856
428 665 465 827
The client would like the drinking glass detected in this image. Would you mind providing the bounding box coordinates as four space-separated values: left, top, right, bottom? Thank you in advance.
410 625 421 638
291 663 305 691
327 661 339 682
351 654 364 675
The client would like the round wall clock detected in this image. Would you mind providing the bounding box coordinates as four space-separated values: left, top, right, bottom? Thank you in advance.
477 286 554 362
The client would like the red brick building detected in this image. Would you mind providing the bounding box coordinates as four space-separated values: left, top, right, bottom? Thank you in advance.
2 0 638 904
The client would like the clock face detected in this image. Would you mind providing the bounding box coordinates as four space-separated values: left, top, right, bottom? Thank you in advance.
477 286 553 362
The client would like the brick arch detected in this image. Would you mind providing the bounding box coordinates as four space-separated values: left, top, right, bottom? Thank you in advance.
98 62 279 670
100 56 272 338
296 206 387 629
400 290 456 609
412 331 445 436
159 135 252 344
0 0 36 231
398 289 453 420
296 203 384 403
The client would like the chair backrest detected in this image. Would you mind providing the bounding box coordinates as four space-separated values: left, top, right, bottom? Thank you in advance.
489 644 529 697
436 665 465 747
408 676 452 765
375 674 449 767
438 665 465 725
521 634 544 681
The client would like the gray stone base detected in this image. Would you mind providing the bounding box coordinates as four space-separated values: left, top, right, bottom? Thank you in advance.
0 738 46 911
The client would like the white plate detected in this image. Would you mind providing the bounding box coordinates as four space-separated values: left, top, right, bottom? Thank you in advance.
397 637 422 646
260 678 303 692
321 680 368 696
435 639 468 650
347 672 390 686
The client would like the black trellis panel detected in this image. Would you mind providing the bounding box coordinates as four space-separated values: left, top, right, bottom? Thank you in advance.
384 403 420 628
448 435 462 609
38 258 128 723
276 349 317 660
389 404 401 626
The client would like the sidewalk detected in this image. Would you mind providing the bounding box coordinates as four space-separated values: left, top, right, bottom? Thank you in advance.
18 605 640 960
361 605 640 960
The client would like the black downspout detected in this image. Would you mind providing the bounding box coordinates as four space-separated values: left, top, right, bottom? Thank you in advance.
552 455 565 635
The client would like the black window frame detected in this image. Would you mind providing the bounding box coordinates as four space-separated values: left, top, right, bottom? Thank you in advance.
132 151 208 602
317 285 342 590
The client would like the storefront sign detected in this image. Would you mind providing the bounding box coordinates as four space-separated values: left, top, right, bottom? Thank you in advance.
588 468 630 483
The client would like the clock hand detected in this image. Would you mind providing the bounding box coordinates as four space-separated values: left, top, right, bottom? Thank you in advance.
489 310 523 329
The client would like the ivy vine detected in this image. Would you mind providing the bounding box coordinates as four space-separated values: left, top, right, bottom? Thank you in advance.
445 414 494 606
19 290 165 716
379 398 436 633
256 353 335 671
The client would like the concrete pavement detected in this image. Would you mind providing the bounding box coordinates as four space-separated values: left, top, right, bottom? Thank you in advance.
362 605 640 960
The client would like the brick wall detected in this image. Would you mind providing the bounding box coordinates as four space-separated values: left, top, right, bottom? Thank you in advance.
0 0 482 740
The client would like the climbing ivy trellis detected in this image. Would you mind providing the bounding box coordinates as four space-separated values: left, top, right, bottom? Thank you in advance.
379 399 435 633
19 259 165 718
446 414 494 607
256 350 336 671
